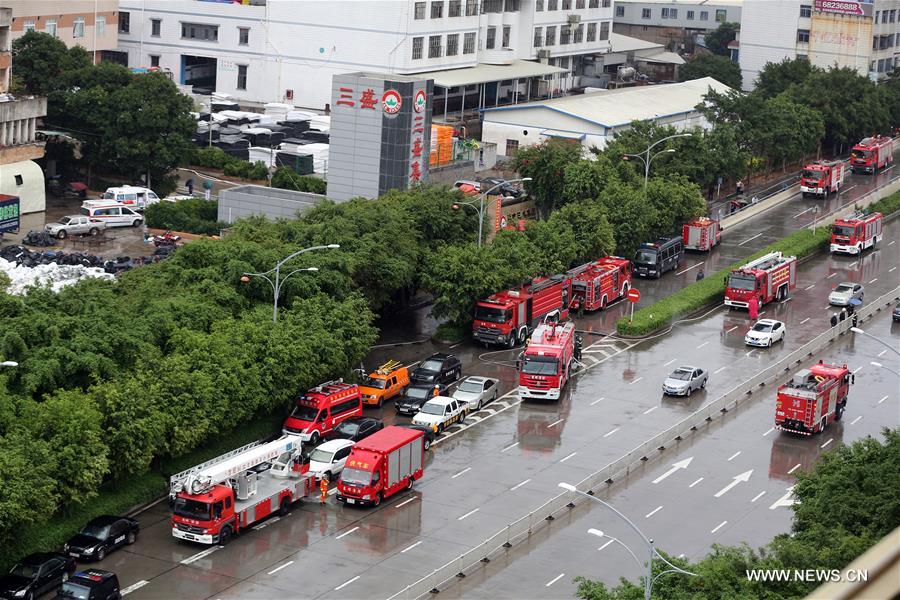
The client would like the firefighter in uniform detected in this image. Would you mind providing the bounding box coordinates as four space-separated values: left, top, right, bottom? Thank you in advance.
319 473 329 505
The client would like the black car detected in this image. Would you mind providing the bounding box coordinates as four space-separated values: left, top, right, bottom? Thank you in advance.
395 384 440 416
393 423 437 451
64 516 139 562
0 553 75 600
410 353 461 388
893 304 900 322
481 177 523 198
57 570 120 600
327 416 384 442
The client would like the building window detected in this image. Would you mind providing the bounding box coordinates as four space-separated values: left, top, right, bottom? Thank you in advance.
446 33 459 55
715 9 726 22
560 24 571 44
642 8 651 19
602 0 610 7
149 18 160 37
699 10 708 20
73 17 85 38
506 139 519 156
239 27 249 45
800 4 811 18
662 8 677 18
574 23 584 43
486 26 496 49
119 12 130 34
482 0 502 13
563 0 571 9
237 64 247 90
412 36 424 59
502 25 511 47
466 0 478 16
891 9 896 22
548 0 557 10
587 22 596 41
599 21 609 39
661 8 669 18
415 2 426 19
429 34 442 57
94 16 106 38
45 19 57 37
589 0 599 7
534 26 543 46
545 25 556 45
504 0 520 11
615 5 624 17
14 174 23 186
432 1 444 18
536 0 544 10
578 0 586 9
182 23 219 41
150 54 160 67
449 0 462 17
463 31 476 53
797 29 810 43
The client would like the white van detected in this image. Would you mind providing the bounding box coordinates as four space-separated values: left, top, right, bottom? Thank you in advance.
101 186 161 211
81 200 143 228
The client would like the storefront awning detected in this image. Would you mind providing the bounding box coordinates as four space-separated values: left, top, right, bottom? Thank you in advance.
416 60 568 88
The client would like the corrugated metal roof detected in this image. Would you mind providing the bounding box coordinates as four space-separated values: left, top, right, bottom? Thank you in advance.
639 51 686 65
482 77 733 128
413 59 568 88
608 32 664 54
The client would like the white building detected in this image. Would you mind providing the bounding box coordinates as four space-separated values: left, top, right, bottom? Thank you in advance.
115 0 615 110
481 76 731 155
740 0 900 90
613 0 742 49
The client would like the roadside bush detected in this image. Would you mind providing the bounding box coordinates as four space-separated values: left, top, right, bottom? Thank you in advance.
866 188 900 216
144 198 227 235
192 147 231 170
270 166 327 194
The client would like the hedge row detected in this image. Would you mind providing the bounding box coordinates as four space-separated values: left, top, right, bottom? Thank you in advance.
616 189 900 336
144 198 228 236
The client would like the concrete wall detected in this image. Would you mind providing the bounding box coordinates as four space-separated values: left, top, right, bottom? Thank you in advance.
0 160 45 214
614 1 741 29
218 184 327 224
4 0 119 55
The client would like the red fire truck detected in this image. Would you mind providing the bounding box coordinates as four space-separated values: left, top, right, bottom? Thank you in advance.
170 434 315 545
568 256 632 313
282 380 363 445
682 217 722 251
473 274 571 347
775 361 852 435
850 135 894 174
830 211 883 255
517 320 576 400
336 426 425 507
724 251 797 309
800 160 845 198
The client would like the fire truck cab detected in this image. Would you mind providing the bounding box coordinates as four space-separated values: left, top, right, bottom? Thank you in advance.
725 252 797 309
775 361 852 435
850 135 893 174
800 160 844 198
517 320 576 400
282 380 363 445
473 275 571 348
830 211 883 255
568 256 632 313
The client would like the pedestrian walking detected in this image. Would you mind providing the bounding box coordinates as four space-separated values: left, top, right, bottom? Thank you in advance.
186 178 194 196
839 308 847 322
830 313 838 327
319 474 329 505
736 180 744 196
852 313 859 328
748 296 759 320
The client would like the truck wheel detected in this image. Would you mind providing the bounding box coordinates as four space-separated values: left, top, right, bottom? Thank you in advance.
407 477 414 490
132 219 143 227
279 497 292 516
517 328 526 345
834 404 844 421
507 335 516 349
423 438 431 451
459 411 466 424
89 227 100 237
373 493 382 507
57 230 68 240
219 526 233 546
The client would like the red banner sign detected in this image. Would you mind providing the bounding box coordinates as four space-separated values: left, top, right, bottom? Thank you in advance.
814 0 864 15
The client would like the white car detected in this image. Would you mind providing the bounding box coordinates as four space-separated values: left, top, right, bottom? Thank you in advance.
662 366 708 396
411 396 468 433
307 439 354 480
828 282 864 306
745 319 786 347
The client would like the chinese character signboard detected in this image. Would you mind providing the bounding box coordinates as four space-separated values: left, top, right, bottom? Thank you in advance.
813 0 872 16
327 73 433 201
0 194 20 234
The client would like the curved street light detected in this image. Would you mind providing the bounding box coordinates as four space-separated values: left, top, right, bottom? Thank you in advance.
559 482 696 600
871 361 900 378
241 244 338 322
850 327 900 357
453 177 532 247
622 133 693 190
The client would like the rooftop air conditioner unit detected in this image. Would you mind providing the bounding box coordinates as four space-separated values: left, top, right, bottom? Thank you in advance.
567 14 581 24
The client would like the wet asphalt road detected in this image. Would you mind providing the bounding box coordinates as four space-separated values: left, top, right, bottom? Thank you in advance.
72 161 900 600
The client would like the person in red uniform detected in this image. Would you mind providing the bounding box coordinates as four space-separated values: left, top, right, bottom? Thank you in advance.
319 473 329 505
748 295 759 320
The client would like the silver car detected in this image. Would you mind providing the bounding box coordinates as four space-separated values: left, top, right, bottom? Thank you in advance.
828 282 864 306
451 376 499 411
44 215 106 239
662 366 708 396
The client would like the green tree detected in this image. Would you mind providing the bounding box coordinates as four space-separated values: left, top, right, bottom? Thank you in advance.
597 182 658 257
703 22 740 57
561 156 622 204
645 175 706 235
10 31 91 96
753 95 825 169
511 139 585 216
0 430 59 544
678 54 742 89
547 201 616 264
755 57 821 99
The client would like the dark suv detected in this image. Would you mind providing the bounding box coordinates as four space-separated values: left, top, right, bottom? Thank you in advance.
57 570 120 600
410 353 461 388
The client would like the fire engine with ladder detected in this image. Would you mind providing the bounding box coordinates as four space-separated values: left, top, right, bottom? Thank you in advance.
724 251 797 309
472 274 571 348
517 319 580 401
775 361 852 435
169 434 315 545
682 217 722 251
800 160 845 198
568 256 632 313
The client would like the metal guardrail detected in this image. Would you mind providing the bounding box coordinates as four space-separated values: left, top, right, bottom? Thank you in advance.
387 285 900 600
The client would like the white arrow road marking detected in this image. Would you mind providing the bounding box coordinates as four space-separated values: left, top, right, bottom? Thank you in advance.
769 486 796 510
652 457 694 484
714 470 753 498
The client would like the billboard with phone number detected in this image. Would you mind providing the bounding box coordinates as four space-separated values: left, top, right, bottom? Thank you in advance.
0 194 20 233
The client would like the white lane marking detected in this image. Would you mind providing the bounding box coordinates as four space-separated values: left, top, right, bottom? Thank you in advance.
746 349 756 358
842 185 856 193
739 232 764 246
852 366 863 374
598 540 614 551
401 541 423 553
560 452 578 463
604 428 619 438
793 206 814 219
727 451 741 461
335 526 359 540
848 261 858 268
254 516 281 530
878 349 887 357
800 317 810 325
697 341 709 349
501 442 519 453
678 554 686 559
395 496 418 508
759 311 767 316
451 467 471 479
268 561 294 575
826 273 837 279
546 418 565 428
787 463 801 475
725 326 738 334
643 406 658 415
751 491 767 503
121 581 149 595
334 576 360 591
664 359 676 366
328 488 338 496
890 267 897 273
181 546 220 565
769 486 796 510
449 341 466 348
677 262 704 275
804 284 816 291
711 521 728 534
850 415 862 425
889 240 897 246
590 397 605 406
645 506 663 518
878 395 888 404
689 477 704 488
546 574 565 587
629 377 644 385
821 438 833 449
869 277 878 284
714 366 727 374
763 427 774 436
510 478 531 491
458 508 479 521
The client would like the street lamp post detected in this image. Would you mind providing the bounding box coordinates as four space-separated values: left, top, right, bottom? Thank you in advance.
240 244 339 322
453 177 532 247
622 133 693 190
559 482 696 600
850 327 900 357
871 361 900 377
